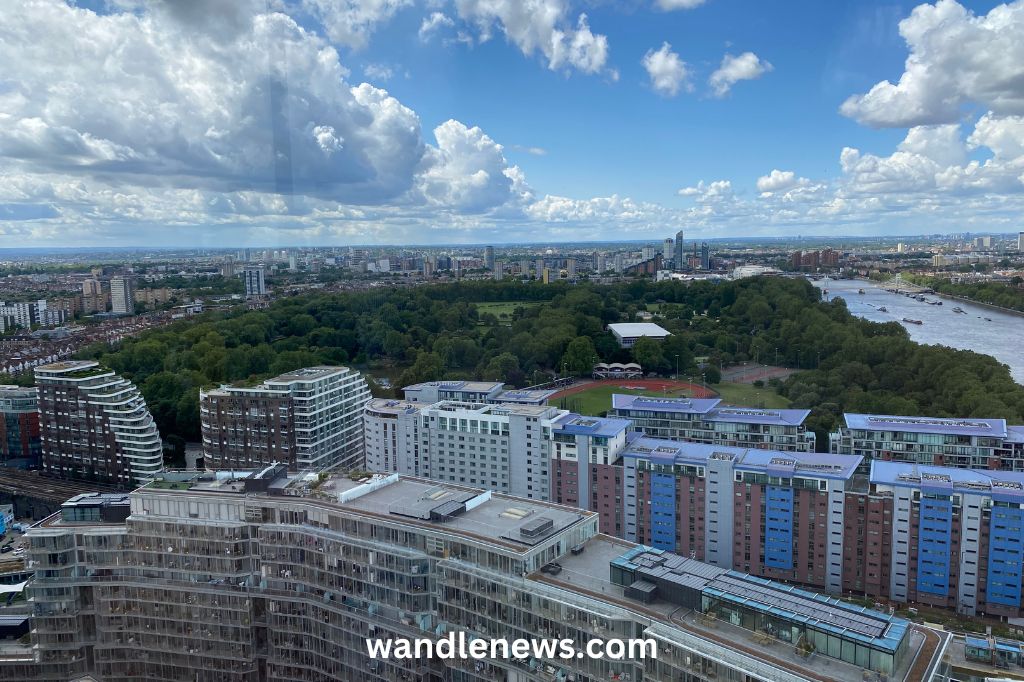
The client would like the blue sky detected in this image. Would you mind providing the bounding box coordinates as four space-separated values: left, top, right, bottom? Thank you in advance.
0 0 1022 246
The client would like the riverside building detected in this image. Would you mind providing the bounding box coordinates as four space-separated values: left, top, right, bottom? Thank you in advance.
831 413 1024 470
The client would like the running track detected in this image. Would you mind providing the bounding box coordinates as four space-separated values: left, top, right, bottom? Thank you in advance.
550 378 717 401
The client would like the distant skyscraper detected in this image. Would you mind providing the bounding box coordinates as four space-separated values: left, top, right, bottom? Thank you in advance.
641 245 654 260
614 253 624 273
663 238 673 261
484 245 495 270
519 259 530 277
422 257 435 278
219 261 235 278
535 257 544 278
1018 231 1024 251
596 253 606 273
109 277 134 315
674 230 685 271
700 242 711 270
542 267 551 284
35 360 162 484
566 258 576 278
288 254 297 271
243 266 267 298
493 261 504 281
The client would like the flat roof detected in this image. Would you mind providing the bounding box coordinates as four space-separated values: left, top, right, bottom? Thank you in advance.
494 388 557 403
612 394 721 415
142 471 594 554
844 413 1008 438
554 413 632 437
616 547 908 649
1006 425 1024 443
265 365 353 383
612 395 811 425
531 535 934 682
622 437 862 480
405 380 504 393
366 398 421 415
871 461 1024 502
424 400 559 418
607 322 671 337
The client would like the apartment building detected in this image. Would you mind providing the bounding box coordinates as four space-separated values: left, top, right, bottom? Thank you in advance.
831 413 1024 470
864 461 1024 618
201 366 371 471
2 469 944 682
616 438 859 594
109 276 135 315
610 394 816 451
366 399 570 500
34 360 163 485
0 385 41 469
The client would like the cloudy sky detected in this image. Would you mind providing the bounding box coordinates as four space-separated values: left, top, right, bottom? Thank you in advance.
1 0 1023 247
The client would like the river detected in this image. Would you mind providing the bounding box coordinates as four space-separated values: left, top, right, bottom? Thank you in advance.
813 278 1024 384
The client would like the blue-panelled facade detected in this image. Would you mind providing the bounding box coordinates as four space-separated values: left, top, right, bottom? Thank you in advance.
916 495 953 596
649 473 677 551
763 485 794 570
987 503 1024 607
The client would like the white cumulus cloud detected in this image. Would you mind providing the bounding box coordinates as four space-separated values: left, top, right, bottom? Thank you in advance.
642 42 691 97
708 51 773 97
654 0 707 9
840 0 1024 127
454 0 611 74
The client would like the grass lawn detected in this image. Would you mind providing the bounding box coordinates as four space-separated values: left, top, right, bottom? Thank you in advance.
556 385 693 416
475 301 543 320
714 381 791 409
557 381 792 416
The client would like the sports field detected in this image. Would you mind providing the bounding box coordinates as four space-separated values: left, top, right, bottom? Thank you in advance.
551 379 790 416
475 301 543 320
551 379 712 416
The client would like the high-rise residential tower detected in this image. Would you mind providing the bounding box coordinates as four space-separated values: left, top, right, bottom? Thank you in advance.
35 360 162 484
201 366 371 471
673 229 685 270
243 266 267 298
109 276 135 315
484 245 495 270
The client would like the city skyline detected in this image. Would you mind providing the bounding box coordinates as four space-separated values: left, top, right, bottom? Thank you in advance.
2 0 1023 247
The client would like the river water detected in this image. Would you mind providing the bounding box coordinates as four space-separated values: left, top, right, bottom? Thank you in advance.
813 278 1024 384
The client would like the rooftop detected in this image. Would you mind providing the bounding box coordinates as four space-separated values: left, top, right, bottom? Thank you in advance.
607 322 671 337
265 365 355 383
871 461 1024 502
612 394 722 415
404 380 504 395
423 400 559 419
493 388 557 404
142 470 594 554
531 535 940 682
366 398 422 415
553 412 632 437
844 413 1008 438
621 437 862 480
612 394 812 425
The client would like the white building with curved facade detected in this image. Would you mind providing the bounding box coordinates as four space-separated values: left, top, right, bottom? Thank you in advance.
35 360 163 485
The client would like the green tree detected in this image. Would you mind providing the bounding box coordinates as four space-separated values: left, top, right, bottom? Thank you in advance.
632 337 666 374
560 336 598 376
